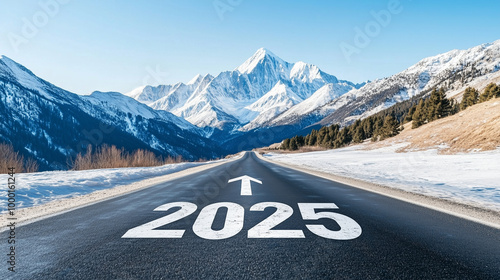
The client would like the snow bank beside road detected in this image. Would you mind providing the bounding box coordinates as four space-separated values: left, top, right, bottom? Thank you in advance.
0 153 242 224
1 162 206 212
264 144 500 212
0 154 243 228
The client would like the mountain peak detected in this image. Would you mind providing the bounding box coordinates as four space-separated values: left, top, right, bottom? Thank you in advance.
254 47 277 57
0 54 14 62
236 48 287 74
187 74 203 85
0 55 21 69
0 54 51 96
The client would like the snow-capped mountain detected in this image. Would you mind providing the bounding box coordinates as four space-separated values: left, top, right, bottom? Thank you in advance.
128 48 359 132
241 81 303 131
262 82 360 128
123 43 500 151
266 40 500 128
316 40 500 126
3 40 500 165
0 56 223 170
82 91 200 134
149 74 214 113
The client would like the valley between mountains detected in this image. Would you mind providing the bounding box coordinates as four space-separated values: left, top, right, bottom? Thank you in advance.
1 40 500 170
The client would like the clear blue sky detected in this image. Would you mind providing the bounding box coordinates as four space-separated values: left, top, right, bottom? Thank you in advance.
1 0 499 94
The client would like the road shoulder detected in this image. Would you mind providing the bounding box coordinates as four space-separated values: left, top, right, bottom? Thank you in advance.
0 154 243 229
255 151 500 229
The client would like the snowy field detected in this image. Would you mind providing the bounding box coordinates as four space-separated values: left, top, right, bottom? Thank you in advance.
265 144 500 212
1 160 222 213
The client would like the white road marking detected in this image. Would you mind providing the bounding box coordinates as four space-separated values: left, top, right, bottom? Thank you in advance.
122 202 197 238
121 202 362 240
228 175 262 196
248 202 305 238
192 202 244 240
298 203 362 240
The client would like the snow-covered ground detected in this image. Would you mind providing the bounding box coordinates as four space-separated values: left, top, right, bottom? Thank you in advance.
0 161 221 213
264 144 500 212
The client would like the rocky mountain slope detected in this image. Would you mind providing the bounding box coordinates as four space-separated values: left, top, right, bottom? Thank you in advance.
127 48 360 133
286 40 500 127
0 56 223 170
127 41 500 151
3 40 500 167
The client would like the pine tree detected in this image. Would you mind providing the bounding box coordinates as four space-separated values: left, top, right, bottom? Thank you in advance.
289 138 298 151
460 87 479 110
479 83 500 102
337 127 351 145
328 124 340 141
362 117 374 138
296 135 305 147
321 131 331 147
425 88 450 121
282 138 290 150
450 98 460 115
491 83 500 98
317 127 327 146
404 105 416 123
308 130 318 146
436 88 452 119
380 115 399 140
412 99 425 129
374 116 384 134
426 89 439 121
352 126 365 143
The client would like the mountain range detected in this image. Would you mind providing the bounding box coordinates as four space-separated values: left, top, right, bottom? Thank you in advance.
128 40 500 150
0 56 223 170
127 48 364 133
1 40 499 170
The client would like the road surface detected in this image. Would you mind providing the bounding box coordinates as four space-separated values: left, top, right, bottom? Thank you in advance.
5 152 500 279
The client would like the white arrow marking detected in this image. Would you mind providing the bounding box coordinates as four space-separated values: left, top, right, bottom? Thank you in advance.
228 175 262 196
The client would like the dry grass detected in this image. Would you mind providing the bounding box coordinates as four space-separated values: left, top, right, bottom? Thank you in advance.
72 145 183 171
367 98 500 154
0 143 39 173
256 145 327 155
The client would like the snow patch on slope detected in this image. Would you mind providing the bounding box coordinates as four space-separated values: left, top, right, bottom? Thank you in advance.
241 81 303 131
83 91 199 132
0 56 59 102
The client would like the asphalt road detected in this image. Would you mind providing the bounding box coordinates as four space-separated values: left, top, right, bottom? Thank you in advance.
5 152 500 279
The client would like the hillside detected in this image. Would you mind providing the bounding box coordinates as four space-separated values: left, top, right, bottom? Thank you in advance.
269 40 500 129
369 98 500 154
0 56 224 170
126 41 500 152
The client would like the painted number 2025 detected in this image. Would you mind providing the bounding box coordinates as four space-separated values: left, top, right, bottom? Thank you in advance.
122 202 362 240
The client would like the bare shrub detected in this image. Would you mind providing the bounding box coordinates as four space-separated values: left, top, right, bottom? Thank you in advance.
24 157 39 173
72 145 94 171
0 143 39 173
71 145 184 171
165 155 183 164
0 143 23 173
94 145 128 169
